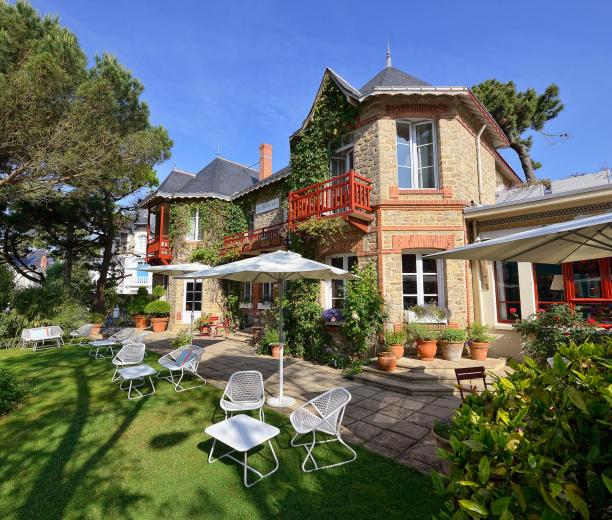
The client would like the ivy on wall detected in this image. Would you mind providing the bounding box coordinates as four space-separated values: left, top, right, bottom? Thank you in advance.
287 76 359 193
168 199 247 265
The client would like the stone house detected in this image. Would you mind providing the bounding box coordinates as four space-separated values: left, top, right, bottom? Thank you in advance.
144 53 524 344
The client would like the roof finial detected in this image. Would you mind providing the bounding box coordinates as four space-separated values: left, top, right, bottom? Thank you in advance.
216 144 220 157
386 39 392 68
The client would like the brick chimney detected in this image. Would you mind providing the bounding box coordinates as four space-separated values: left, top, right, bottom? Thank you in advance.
259 143 272 181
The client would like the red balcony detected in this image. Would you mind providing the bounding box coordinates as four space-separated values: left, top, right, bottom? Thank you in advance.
146 235 172 265
222 223 285 255
288 171 373 232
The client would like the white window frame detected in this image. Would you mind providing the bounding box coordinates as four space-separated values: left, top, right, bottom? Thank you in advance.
396 119 439 189
258 282 274 309
187 208 200 241
401 251 445 309
240 282 253 309
325 254 358 309
135 233 147 255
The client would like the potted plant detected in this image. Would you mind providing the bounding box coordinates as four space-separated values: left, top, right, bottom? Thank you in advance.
127 287 150 329
89 313 105 336
431 419 453 449
376 344 397 372
144 300 171 332
467 322 495 360
407 303 449 325
322 308 343 323
438 328 467 361
384 329 407 360
195 313 213 335
259 328 280 358
406 323 439 360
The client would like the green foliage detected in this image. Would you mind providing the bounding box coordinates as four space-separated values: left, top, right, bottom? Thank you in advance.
513 304 600 361
257 327 279 355
126 290 150 316
289 216 344 259
342 263 387 363
433 341 612 520
171 330 192 349
409 303 449 322
433 419 454 440
384 329 407 346
288 77 359 192
0 368 28 415
89 313 105 324
472 79 563 180
468 322 495 343
194 313 212 328
405 323 439 342
222 285 242 330
0 264 13 310
151 285 165 300
438 328 467 343
45 262 95 303
143 300 171 317
283 280 326 359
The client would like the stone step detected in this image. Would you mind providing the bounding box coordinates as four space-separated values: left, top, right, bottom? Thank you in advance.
352 371 457 396
361 364 500 383
395 355 507 371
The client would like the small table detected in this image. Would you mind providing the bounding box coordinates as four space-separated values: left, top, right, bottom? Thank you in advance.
118 364 157 400
205 415 280 487
88 339 116 359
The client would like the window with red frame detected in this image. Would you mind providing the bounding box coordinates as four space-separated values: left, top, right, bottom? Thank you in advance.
564 258 612 326
533 264 565 312
494 261 521 322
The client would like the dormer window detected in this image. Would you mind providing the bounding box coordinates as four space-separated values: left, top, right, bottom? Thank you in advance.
396 120 438 189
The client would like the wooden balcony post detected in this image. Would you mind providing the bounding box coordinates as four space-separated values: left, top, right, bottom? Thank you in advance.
146 206 151 258
348 170 356 213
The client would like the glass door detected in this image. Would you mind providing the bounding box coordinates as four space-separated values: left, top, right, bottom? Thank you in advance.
183 281 202 324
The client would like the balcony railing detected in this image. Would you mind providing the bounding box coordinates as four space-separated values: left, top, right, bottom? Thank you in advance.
222 223 285 254
288 171 373 229
146 235 172 264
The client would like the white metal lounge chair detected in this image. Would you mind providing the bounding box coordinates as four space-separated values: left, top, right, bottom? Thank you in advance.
289 387 356 472
21 326 64 351
157 345 206 392
220 371 265 421
111 342 146 382
70 324 95 345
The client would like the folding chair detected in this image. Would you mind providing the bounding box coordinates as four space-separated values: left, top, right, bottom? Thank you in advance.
454 366 488 401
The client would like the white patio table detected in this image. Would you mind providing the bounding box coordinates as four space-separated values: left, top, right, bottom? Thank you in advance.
117 364 157 400
88 339 117 359
205 415 280 487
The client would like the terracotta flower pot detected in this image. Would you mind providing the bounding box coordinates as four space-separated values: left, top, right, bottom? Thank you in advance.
150 316 169 333
270 343 281 359
377 351 397 371
390 344 405 360
440 341 464 362
417 340 437 361
132 314 148 329
469 341 489 361
90 324 103 336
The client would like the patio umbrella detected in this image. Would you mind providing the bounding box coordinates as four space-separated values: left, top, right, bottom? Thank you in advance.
140 263 210 332
178 250 356 407
425 212 612 264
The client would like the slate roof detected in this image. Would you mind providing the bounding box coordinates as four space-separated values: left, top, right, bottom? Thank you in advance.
157 168 195 194
360 66 431 94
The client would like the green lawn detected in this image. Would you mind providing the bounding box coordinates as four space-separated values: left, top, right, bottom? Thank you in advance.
0 346 441 519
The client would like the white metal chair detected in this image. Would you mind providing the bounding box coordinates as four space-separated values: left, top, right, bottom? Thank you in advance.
220 371 265 421
88 328 137 358
111 342 146 382
70 324 94 345
157 345 206 392
289 387 356 472
21 326 64 351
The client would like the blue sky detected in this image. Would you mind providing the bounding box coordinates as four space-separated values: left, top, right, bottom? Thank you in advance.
32 0 612 182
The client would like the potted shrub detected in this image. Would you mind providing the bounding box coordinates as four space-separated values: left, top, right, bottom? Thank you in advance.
407 303 449 325
376 344 397 372
259 328 280 358
89 313 105 336
431 419 453 449
144 300 171 332
322 308 343 323
467 322 495 360
438 328 467 361
127 287 150 329
406 323 438 360
195 313 213 335
384 329 407 360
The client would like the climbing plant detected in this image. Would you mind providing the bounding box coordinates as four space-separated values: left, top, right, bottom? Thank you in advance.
288 216 344 259
288 76 359 192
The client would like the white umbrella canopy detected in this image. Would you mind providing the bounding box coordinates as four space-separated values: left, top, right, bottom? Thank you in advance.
179 250 357 407
139 263 210 276
426 212 612 264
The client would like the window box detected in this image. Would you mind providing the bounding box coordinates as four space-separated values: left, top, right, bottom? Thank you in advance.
239 302 253 309
258 302 272 310
405 310 448 325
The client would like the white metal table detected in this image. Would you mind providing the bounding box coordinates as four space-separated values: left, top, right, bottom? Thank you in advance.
88 339 116 359
117 364 157 400
205 415 280 487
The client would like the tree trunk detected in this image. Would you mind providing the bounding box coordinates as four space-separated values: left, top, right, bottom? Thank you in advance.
510 141 536 182
92 196 115 314
63 249 73 290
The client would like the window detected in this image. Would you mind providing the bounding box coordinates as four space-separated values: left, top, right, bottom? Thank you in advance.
396 120 438 189
327 255 358 309
187 208 202 241
564 258 612 325
248 210 255 232
329 132 354 176
401 252 444 309
494 261 521 322
262 282 273 304
242 282 252 303
136 262 149 285
185 281 202 312
533 264 565 311
135 234 147 255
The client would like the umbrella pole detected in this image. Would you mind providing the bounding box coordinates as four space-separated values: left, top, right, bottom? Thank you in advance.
190 278 198 336
267 278 295 408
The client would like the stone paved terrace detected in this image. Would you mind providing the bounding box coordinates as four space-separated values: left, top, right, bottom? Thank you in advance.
145 330 462 474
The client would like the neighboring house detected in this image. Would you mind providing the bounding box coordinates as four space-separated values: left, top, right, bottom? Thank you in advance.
115 210 153 295
145 52 520 334
10 248 54 289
